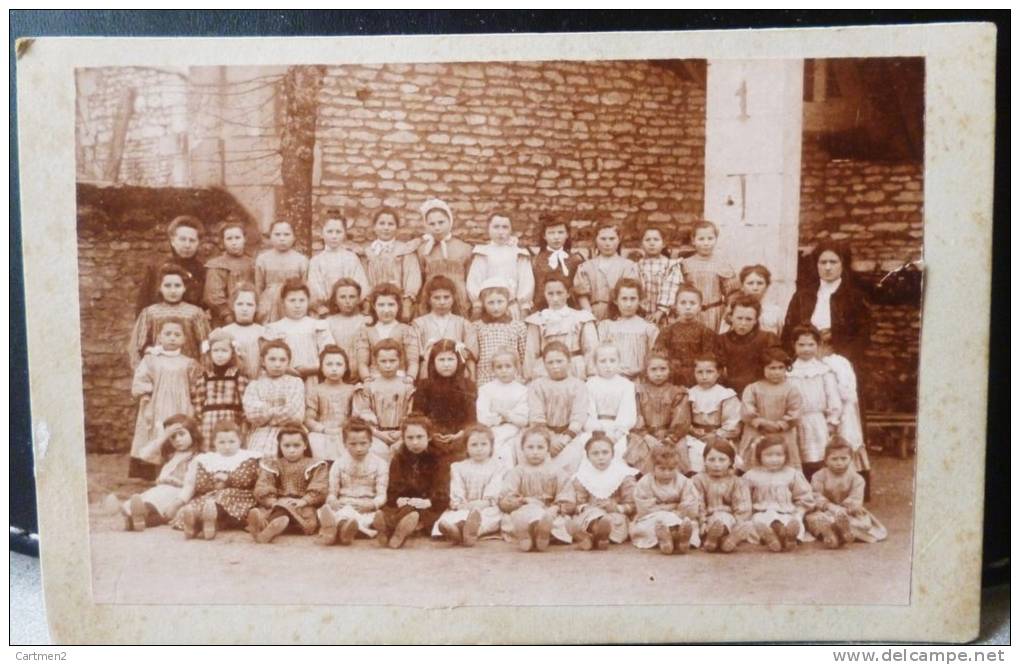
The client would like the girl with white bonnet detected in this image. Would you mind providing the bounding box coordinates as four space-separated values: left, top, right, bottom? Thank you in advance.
416 197 473 316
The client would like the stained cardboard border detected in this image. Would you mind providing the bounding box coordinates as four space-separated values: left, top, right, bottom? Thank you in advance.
16 23 995 643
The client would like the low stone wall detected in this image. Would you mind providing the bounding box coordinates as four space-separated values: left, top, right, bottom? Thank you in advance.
77 184 254 452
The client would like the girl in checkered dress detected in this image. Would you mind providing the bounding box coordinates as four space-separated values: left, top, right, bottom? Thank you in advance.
192 329 249 450
243 340 307 456
635 226 683 325
471 278 527 387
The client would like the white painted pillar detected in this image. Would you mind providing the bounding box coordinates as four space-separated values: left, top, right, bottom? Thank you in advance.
704 59 804 313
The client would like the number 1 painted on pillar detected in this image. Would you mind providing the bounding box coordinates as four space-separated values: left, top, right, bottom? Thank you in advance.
736 79 749 120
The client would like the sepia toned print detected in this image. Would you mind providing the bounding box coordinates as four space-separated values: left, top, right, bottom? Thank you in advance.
74 55 927 607
13 18 999 643
71 57 930 607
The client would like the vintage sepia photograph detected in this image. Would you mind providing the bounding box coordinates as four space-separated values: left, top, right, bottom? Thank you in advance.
75 53 926 607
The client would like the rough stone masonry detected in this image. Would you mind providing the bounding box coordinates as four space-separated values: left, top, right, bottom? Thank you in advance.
74 62 923 453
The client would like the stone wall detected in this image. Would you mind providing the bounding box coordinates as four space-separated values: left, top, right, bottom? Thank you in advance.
76 67 189 186
312 60 706 248
799 137 924 412
799 137 923 270
77 185 254 453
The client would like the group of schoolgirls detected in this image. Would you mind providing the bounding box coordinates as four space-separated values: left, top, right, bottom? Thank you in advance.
119 197 885 555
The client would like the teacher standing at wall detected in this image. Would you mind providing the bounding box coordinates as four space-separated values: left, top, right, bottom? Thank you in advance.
782 239 873 496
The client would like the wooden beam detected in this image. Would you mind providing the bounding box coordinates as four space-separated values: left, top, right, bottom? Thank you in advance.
681 60 705 86
103 87 136 183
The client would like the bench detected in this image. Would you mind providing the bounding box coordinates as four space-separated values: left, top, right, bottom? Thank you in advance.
865 412 916 459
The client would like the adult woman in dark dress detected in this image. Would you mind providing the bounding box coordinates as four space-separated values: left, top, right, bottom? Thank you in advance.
783 240 871 369
782 239 873 496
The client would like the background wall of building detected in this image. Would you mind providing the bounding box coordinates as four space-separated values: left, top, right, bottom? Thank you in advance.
800 136 923 413
312 60 706 246
76 185 254 452
74 61 924 452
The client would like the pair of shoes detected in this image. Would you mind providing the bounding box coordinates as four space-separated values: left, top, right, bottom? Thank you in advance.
762 522 783 553
314 509 346 546
462 509 481 547
833 513 854 545
371 513 390 547
819 525 841 549
438 521 462 545
592 518 612 551
704 522 726 553
574 529 594 551
338 519 359 546
180 506 199 540
674 522 693 554
128 495 147 532
439 509 481 547
534 513 554 552
719 530 737 553
388 511 419 549
655 524 673 554
248 510 268 542
201 500 218 541
781 521 800 552
516 523 535 552
256 516 290 544
316 507 338 546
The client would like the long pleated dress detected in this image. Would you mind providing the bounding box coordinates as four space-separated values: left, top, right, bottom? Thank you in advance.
129 347 201 480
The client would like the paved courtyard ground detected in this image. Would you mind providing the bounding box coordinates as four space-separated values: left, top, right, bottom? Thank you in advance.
86 453 915 607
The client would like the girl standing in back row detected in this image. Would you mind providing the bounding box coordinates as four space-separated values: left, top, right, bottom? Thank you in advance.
574 222 639 322
416 198 473 316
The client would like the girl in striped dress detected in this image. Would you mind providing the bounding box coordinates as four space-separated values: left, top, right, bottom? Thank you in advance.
316 419 389 546
351 339 416 462
524 274 598 380
305 345 358 461
192 329 249 449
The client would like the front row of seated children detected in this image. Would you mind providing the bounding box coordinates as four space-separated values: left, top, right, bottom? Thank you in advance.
120 410 885 554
